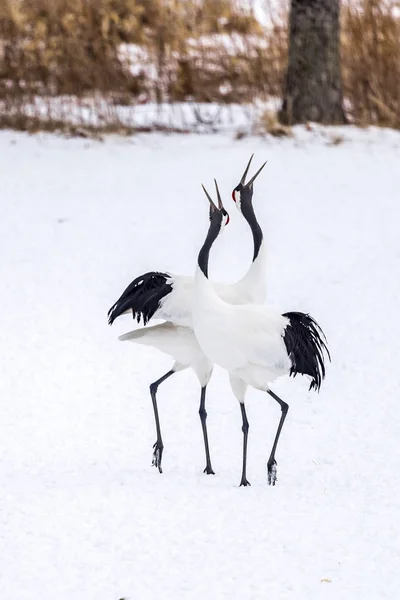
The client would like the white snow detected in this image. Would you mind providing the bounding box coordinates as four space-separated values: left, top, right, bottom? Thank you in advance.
186 32 268 55
1 125 400 599
7 98 273 133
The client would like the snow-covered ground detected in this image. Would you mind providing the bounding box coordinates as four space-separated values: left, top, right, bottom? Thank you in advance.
16 99 277 133
1 126 400 599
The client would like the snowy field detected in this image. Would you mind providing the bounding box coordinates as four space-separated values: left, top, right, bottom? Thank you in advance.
1 126 400 599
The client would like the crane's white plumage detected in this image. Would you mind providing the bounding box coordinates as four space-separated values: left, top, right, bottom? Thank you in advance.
116 218 266 364
119 323 213 386
193 270 290 383
122 243 266 328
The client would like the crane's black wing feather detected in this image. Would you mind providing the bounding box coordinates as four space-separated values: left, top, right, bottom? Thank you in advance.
108 271 173 326
282 311 331 391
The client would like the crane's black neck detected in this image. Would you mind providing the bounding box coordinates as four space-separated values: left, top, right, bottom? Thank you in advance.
198 219 221 278
241 201 263 261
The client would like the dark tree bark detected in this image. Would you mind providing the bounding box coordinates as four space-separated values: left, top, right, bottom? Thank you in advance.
280 0 346 125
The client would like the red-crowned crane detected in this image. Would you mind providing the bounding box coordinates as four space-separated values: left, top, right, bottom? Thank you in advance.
192 181 330 486
108 156 267 474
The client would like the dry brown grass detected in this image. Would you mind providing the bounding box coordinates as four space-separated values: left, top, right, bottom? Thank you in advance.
1 0 285 132
256 109 293 137
341 0 400 128
1 0 400 134
0 0 144 95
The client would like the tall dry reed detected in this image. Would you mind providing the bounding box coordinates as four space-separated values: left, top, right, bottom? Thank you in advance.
1 0 400 133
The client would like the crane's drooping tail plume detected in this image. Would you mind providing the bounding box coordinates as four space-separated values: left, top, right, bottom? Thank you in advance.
108 271 172 325
282 312 331 391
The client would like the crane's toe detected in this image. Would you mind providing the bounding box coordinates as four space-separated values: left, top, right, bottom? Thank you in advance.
152 441 164 474
267 459 277 486
239 477 251 487
203 465 215 475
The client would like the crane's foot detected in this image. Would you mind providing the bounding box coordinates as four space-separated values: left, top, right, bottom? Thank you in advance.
203 465 215 475
152 440 163 474
239 477 251 487
267 459 277 486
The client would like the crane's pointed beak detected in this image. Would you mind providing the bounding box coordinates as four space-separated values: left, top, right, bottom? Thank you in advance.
240 154 254 185
246 160 267 187
201 183 218 212
214 179 224 210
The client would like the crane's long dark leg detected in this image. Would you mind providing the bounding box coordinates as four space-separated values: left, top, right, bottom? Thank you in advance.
199 386 215 475
149 369 175 473
266 389 289 486
239 403 250 486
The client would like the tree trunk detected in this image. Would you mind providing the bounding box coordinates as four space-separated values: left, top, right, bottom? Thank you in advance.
280 0 346 125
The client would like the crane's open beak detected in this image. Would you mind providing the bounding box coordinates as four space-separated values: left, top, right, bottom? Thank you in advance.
201 183 219 212
202 180 226 213
240 154 254 185
214 179 225 210
239 155 268 188
247 160 267 187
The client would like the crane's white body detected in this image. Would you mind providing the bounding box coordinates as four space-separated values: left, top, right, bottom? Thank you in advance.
119 243 267 388
152 245 266 328
192 267 291 392
119 323 213 386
